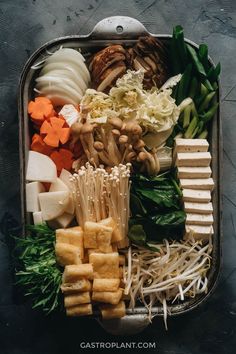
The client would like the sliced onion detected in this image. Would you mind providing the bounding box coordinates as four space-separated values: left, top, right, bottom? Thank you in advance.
36 75 83 96
45 51 90 84
40 62 88 91
45 93 78 106
37 84 82 105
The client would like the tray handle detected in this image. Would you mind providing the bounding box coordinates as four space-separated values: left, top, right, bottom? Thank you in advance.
89 16 149 39
96 314 150 336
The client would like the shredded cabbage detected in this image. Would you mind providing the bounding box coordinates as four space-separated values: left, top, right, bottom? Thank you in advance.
80 70 180 140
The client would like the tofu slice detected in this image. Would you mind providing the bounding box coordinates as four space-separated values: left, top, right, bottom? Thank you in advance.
92 288 123 305
100 301 126 319
178 166 211 179
66 304 93 317
176 152 211 167
182 189 211 203
186 213 213 225
83 221 113 251
98 217 123 242
63 264 94 282
56 227 84 259
184 225 214 241
93 279 120 292
55 243 81 266
89 252 120 279
180 178 214 191
184 202 213 214
61 279 92 294
175 138 209 153
64 292 91 307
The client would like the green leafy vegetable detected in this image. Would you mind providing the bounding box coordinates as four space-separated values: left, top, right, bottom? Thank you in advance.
169 25 220 144
15 224 63 314
129 172 186 247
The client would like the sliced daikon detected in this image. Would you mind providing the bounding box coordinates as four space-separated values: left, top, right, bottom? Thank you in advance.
33 211 44 225
47 212 74 229
26 181 45 212
26 151 57 183
39 191 70 220
49 177 75 215
59 168 74 190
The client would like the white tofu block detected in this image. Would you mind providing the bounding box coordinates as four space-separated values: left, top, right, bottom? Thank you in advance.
33 211 44 225
180 178 214 191
186 213 213 226
176 152 211 167
178 166 211 179
175 138 209 153
184 202 213 214
182 189 211 203
26 182 45 212
184 225 213 241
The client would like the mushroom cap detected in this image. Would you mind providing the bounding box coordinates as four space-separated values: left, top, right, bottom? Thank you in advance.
112 129 121 137
108 117 123 129
133 139 145 150
93 141 104 151
119 135 129 144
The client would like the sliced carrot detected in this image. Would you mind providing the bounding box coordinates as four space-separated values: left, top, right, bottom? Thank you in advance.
28 97 54 122
50 148 74 173
31 133 54 156
40 117 70 147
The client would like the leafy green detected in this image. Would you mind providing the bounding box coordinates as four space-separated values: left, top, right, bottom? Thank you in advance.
129 172 186 247
15 224 63 314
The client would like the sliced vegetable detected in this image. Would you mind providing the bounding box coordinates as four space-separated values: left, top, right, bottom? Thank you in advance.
26 151 57 183
39 190 70 220
40 117 70 147
31 133 54 156
28 97 54 122
50 149 74 173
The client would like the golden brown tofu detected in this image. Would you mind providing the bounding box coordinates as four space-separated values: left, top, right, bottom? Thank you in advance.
89 252 120 279
92 288 123 305
56 227 84 259
93 279 120 292
63 264 94 282
55 243 81 266
100 301 126 319
64 292 91 307
66 304 93 317
61 279 92 294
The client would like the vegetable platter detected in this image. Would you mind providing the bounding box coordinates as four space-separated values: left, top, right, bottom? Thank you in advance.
17 16 222 334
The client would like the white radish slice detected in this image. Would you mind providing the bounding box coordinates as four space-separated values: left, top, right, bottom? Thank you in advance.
36 83 82 103
39 191 70 220
40 63 88 91
48 48 90 80
45 53 90 84
36 75 83 96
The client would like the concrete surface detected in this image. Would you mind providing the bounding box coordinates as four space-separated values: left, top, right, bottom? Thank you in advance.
0 0 236 353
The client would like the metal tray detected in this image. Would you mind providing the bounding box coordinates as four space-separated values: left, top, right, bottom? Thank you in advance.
18 16 222 335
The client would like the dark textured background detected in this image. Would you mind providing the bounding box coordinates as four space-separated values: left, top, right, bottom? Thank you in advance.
0 1 236 353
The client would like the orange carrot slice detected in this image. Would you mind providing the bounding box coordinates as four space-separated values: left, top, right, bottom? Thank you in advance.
28 97 54 122
40 117 70 147
31 133 54 156
50 148 74 173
